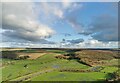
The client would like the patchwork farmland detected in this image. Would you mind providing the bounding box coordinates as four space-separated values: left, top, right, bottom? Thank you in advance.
1 48 120 82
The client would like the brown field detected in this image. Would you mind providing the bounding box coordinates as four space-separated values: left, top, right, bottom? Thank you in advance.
1 48 26 51
17 53 46 60
75 50 118 66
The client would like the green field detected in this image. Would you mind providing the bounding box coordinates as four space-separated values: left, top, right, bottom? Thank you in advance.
1 49 120 82
31 71 107 81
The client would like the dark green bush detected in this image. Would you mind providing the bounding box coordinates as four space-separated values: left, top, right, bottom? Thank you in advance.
2 51 18 59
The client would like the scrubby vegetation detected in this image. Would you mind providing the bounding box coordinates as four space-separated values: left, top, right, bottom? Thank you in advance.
2 51 18 59
75 50 118 66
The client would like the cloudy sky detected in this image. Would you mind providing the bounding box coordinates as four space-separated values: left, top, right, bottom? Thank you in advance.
0 0 119 48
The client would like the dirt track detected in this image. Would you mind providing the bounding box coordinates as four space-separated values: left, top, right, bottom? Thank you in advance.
10 68 55 82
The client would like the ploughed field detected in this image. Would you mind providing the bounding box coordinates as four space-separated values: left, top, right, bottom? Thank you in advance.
1 48 120 82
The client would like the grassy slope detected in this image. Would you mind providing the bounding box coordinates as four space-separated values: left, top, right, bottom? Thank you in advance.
2 53 89 81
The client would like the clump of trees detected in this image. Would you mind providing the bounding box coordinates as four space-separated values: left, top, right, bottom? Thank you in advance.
55 52 79 60
113 70 120 81
65 52 81 60
105 70 120 81
2 51 30 60
55 55 69 59
18 55 30 60
2 51 18 59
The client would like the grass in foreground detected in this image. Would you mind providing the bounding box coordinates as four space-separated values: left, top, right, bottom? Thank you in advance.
30 71 107 81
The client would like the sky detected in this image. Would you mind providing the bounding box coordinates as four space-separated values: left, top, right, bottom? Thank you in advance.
0 0 119 48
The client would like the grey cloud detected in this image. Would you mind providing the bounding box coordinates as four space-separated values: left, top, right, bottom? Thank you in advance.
68 17 84 31
78 31 92 36
67 17 91 36
62 33 71 37
67 38 84 44
2 34 55 45
68 14 118 42
90 15 118 42
65 33 71 37
3 30 40 42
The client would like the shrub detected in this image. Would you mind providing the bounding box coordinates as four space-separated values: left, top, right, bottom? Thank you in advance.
18 56 30 60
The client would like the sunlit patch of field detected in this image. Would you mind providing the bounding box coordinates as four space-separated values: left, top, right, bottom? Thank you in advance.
17 53 46 60
1 48 26 51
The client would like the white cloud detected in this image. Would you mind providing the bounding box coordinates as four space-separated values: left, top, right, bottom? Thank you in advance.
36 2 83 20
54 38 118 48
77 39 118 48
62 0 72 9
2 2 55 42
36 2 64 19
1 39 118 48
54 9 64 18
